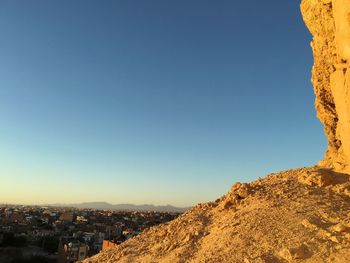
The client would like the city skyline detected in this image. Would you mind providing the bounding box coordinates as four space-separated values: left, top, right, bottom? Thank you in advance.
0 0 325 207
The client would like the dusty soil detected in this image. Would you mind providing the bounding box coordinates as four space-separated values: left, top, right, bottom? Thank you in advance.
82 167 350 263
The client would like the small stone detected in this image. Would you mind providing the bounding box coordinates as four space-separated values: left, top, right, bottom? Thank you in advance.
231 182 252 198
243 258 265 263
329 236 341 243
335 244 343 250
298 171 334 187
231 182 243 192
279 244 310 260
332 223 349 233
223 200 233 209
301 219 318 230
183 234 192 243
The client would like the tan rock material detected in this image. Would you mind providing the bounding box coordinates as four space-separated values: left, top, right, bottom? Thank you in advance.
82 168 350 263
301 0 350 171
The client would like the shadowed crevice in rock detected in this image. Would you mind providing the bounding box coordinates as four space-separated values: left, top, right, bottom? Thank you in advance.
301 0 350 172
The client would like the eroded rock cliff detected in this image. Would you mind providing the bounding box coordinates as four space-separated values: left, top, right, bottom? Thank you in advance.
301 0 350 171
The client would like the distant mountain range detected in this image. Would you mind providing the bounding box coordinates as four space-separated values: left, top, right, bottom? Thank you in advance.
48 202 190 213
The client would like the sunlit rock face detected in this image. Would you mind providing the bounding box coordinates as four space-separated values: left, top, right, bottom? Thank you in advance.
301 0 350 172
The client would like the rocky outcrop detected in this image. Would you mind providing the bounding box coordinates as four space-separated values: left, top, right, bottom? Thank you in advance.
83 167 350 262
301 0 350 171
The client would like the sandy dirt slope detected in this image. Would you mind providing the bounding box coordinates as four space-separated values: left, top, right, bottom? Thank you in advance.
82 167 350 263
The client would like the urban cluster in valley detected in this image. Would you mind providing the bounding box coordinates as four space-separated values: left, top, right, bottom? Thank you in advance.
0 205 182 263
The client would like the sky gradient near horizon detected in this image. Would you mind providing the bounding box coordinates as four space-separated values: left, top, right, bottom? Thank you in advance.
0 0 325 207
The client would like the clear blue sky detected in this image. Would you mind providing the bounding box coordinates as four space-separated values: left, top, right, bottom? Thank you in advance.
0 0 325 207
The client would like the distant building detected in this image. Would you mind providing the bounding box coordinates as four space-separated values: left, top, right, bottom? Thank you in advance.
122 229 135 240
101 240 117 251
94 232 105 251
82 232 95 243
57 239 89 263
59 212 74 222
107 225 122 240
11 212 24 223
76 216 87 223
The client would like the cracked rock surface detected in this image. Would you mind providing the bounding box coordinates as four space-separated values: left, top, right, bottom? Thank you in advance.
301 0 350 171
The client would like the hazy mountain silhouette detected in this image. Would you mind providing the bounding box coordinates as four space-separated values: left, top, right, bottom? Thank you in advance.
48 202 189 213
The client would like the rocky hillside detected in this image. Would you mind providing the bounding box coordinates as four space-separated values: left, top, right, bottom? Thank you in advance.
82 1 350 262
301 0 350 171
83 167 350 262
